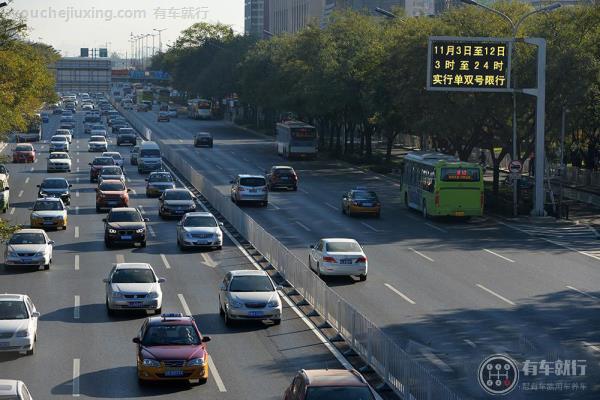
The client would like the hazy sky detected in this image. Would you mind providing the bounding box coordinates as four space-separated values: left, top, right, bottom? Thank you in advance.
10 0 244 57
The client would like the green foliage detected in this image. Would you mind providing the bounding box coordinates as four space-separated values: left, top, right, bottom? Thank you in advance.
0 219 19 242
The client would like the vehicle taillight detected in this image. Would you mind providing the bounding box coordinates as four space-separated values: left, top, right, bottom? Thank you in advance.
356 257 367 263
323 256 337 263
435 191 440 207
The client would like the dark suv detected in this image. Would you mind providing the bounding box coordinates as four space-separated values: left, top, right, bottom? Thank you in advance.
266 166 298 191
283 369 375 400
117 128 137 146
89 156 115 182
103 207 148 248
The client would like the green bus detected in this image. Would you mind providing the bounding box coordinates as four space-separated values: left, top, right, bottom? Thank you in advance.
400 151 484 218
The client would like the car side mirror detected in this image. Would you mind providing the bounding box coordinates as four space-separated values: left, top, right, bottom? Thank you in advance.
132 337 140 344
158 277 166 283
95 188 99 192
102 218 107 222
32 311 40 318
102 278 109 283
219 222 224 227
3 187 8 190
275 285 283 291
309 245 314 249
88 163 92 166
36 185 40 188
229 180 234 184
127 188 132 192
69 184 73 187
218 283 226 291
202 336 211 343
143 218 149 222
48 240 55 245
145 178 148 181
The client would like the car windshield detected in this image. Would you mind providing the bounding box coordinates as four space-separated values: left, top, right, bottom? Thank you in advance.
93 158 114 166
108 210 142 222
105 153 122 160
41 179 68 188
140 149 160 157
101 167 122 175
15 145 32 151
99 182 125 191
183 216 217 228
306 387 374 400
9 233 45 245
326 242 362 253
0 301 29 320
149 174 173 183
239 177 266 187
33 200 64 211
142 325 200 346
111 268 155 283
274 168 294 176
90 136 106 142
353 191 377 200
165 191 192 200
51 136 67 142
229 275 274 292
49 153 68 159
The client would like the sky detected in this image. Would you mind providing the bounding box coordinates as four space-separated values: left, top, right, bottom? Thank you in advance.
9 0 244 57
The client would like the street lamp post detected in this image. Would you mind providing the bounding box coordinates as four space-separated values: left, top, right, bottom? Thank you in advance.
460 0 561 216
153 28 167 53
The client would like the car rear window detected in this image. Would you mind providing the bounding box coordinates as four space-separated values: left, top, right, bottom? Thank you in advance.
164 190 192 200
33 200 64 211
149 173 173 183
15 145 32 151
99 182 125 191
353 191 377 200
142 325 200 346
274 168 294 176
140 149 161 157
93 158 114 165
90 136 106 142
239 177 266 187
305 386 374 400
101 167 122 175
325 242 362 253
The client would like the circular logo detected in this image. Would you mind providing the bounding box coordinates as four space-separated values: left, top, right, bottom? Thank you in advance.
477 354 519 395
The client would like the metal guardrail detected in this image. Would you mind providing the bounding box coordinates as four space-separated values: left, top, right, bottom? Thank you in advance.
116 103 464 400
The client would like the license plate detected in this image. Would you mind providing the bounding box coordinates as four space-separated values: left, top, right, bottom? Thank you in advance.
454 211 465 217
362 203 372 207
43 221 55 225
128 302 143 307
340 259 353 265
281 177 289 180
249 189 257 193
121 235 132 240
108 201 118 205
248 311 263 317
164 370 184 377
20 259 32 263
196 241 208 245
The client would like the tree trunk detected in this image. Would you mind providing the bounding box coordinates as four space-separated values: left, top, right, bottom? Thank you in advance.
386 132 395 162
365 127 372 159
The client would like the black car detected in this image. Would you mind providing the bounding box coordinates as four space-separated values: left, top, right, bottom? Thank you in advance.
117 128 137 145
37 177 72 205
103 207 148 248
194 132 213 148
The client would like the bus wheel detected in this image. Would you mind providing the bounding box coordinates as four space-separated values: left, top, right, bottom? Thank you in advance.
422 202 428 219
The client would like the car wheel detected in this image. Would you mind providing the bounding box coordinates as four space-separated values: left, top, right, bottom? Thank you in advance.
106 299 114 316
140 241 147 248
273 319 281 326
375 211 381 218
96 205 101 213
154 307 162 315
219 302 224 316
216 245 222 250
26 340 35 356
224 309 233 327
342 205 346 214
308 256 312 271
196 377 208 385
293 186 298 192
105 239 112 249
316 262 322 278
90 178 94 183
2 207 5 214
44 262 50 270
359 274 367 282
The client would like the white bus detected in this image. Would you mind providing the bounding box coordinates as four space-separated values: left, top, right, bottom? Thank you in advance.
276 121 318 159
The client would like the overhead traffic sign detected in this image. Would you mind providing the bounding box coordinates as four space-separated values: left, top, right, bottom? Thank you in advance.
427 36 512 92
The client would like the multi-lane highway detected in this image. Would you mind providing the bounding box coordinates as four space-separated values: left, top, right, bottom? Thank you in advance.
0 111 348 399
121 107 600 398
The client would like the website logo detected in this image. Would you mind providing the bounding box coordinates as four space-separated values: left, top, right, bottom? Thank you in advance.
478 354 519 395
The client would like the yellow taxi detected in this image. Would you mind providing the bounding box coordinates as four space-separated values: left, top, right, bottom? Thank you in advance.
341 187 381 217
30 197 68 230
133 313 211 384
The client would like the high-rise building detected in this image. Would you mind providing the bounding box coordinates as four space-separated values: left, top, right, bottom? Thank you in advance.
267 0 327 34
245 0 266 36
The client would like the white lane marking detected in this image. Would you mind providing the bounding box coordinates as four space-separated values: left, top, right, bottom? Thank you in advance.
483 249 515 263
75 206 79 215
325 202 338 211
159 161 355 371
76 177 80 183
75 190 80 197
9 207 15 215
566 285 599 300
269 202 280 210
408 247 434 262
160 254 171 269
76 166 80 172
384 283 416 304
299 188 309 195
177 293 192 315
76 158 79 163
476 283 516 306
582 341 600 353
18 190 23 198
74 255 79 271
420 346 453 372
72 358 80 397
425 222 448 233
361 222 380 233
179 139 183 143
201 252 217 268
40 145 45 149
148 225 156 238
34 159 38 163
208 355 227 392
24 177 29 184
243 157 249 162
74 226 79 238
73 295 80 319
116 254 125 263
464 339 477 348
295 221 311 232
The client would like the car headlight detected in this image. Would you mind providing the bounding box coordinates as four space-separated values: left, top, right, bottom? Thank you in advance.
16 330 29 337
267 300 280 308
142 358 160 367
187 358 205 367
112 292 123 298
7 251 18 258
108 228 117 234
230 300 243 308
135 228 145 233
31 213 41 219
147 292 160 299
35 251 45 257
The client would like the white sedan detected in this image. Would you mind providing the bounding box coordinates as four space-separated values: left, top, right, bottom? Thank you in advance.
104 263 165 315
88 135 108 152
48 135 70 152
4 229 54 270
47 152 72 172
54 128 73 143
102 151 124 167
308 238 368 281
0 294 40 355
